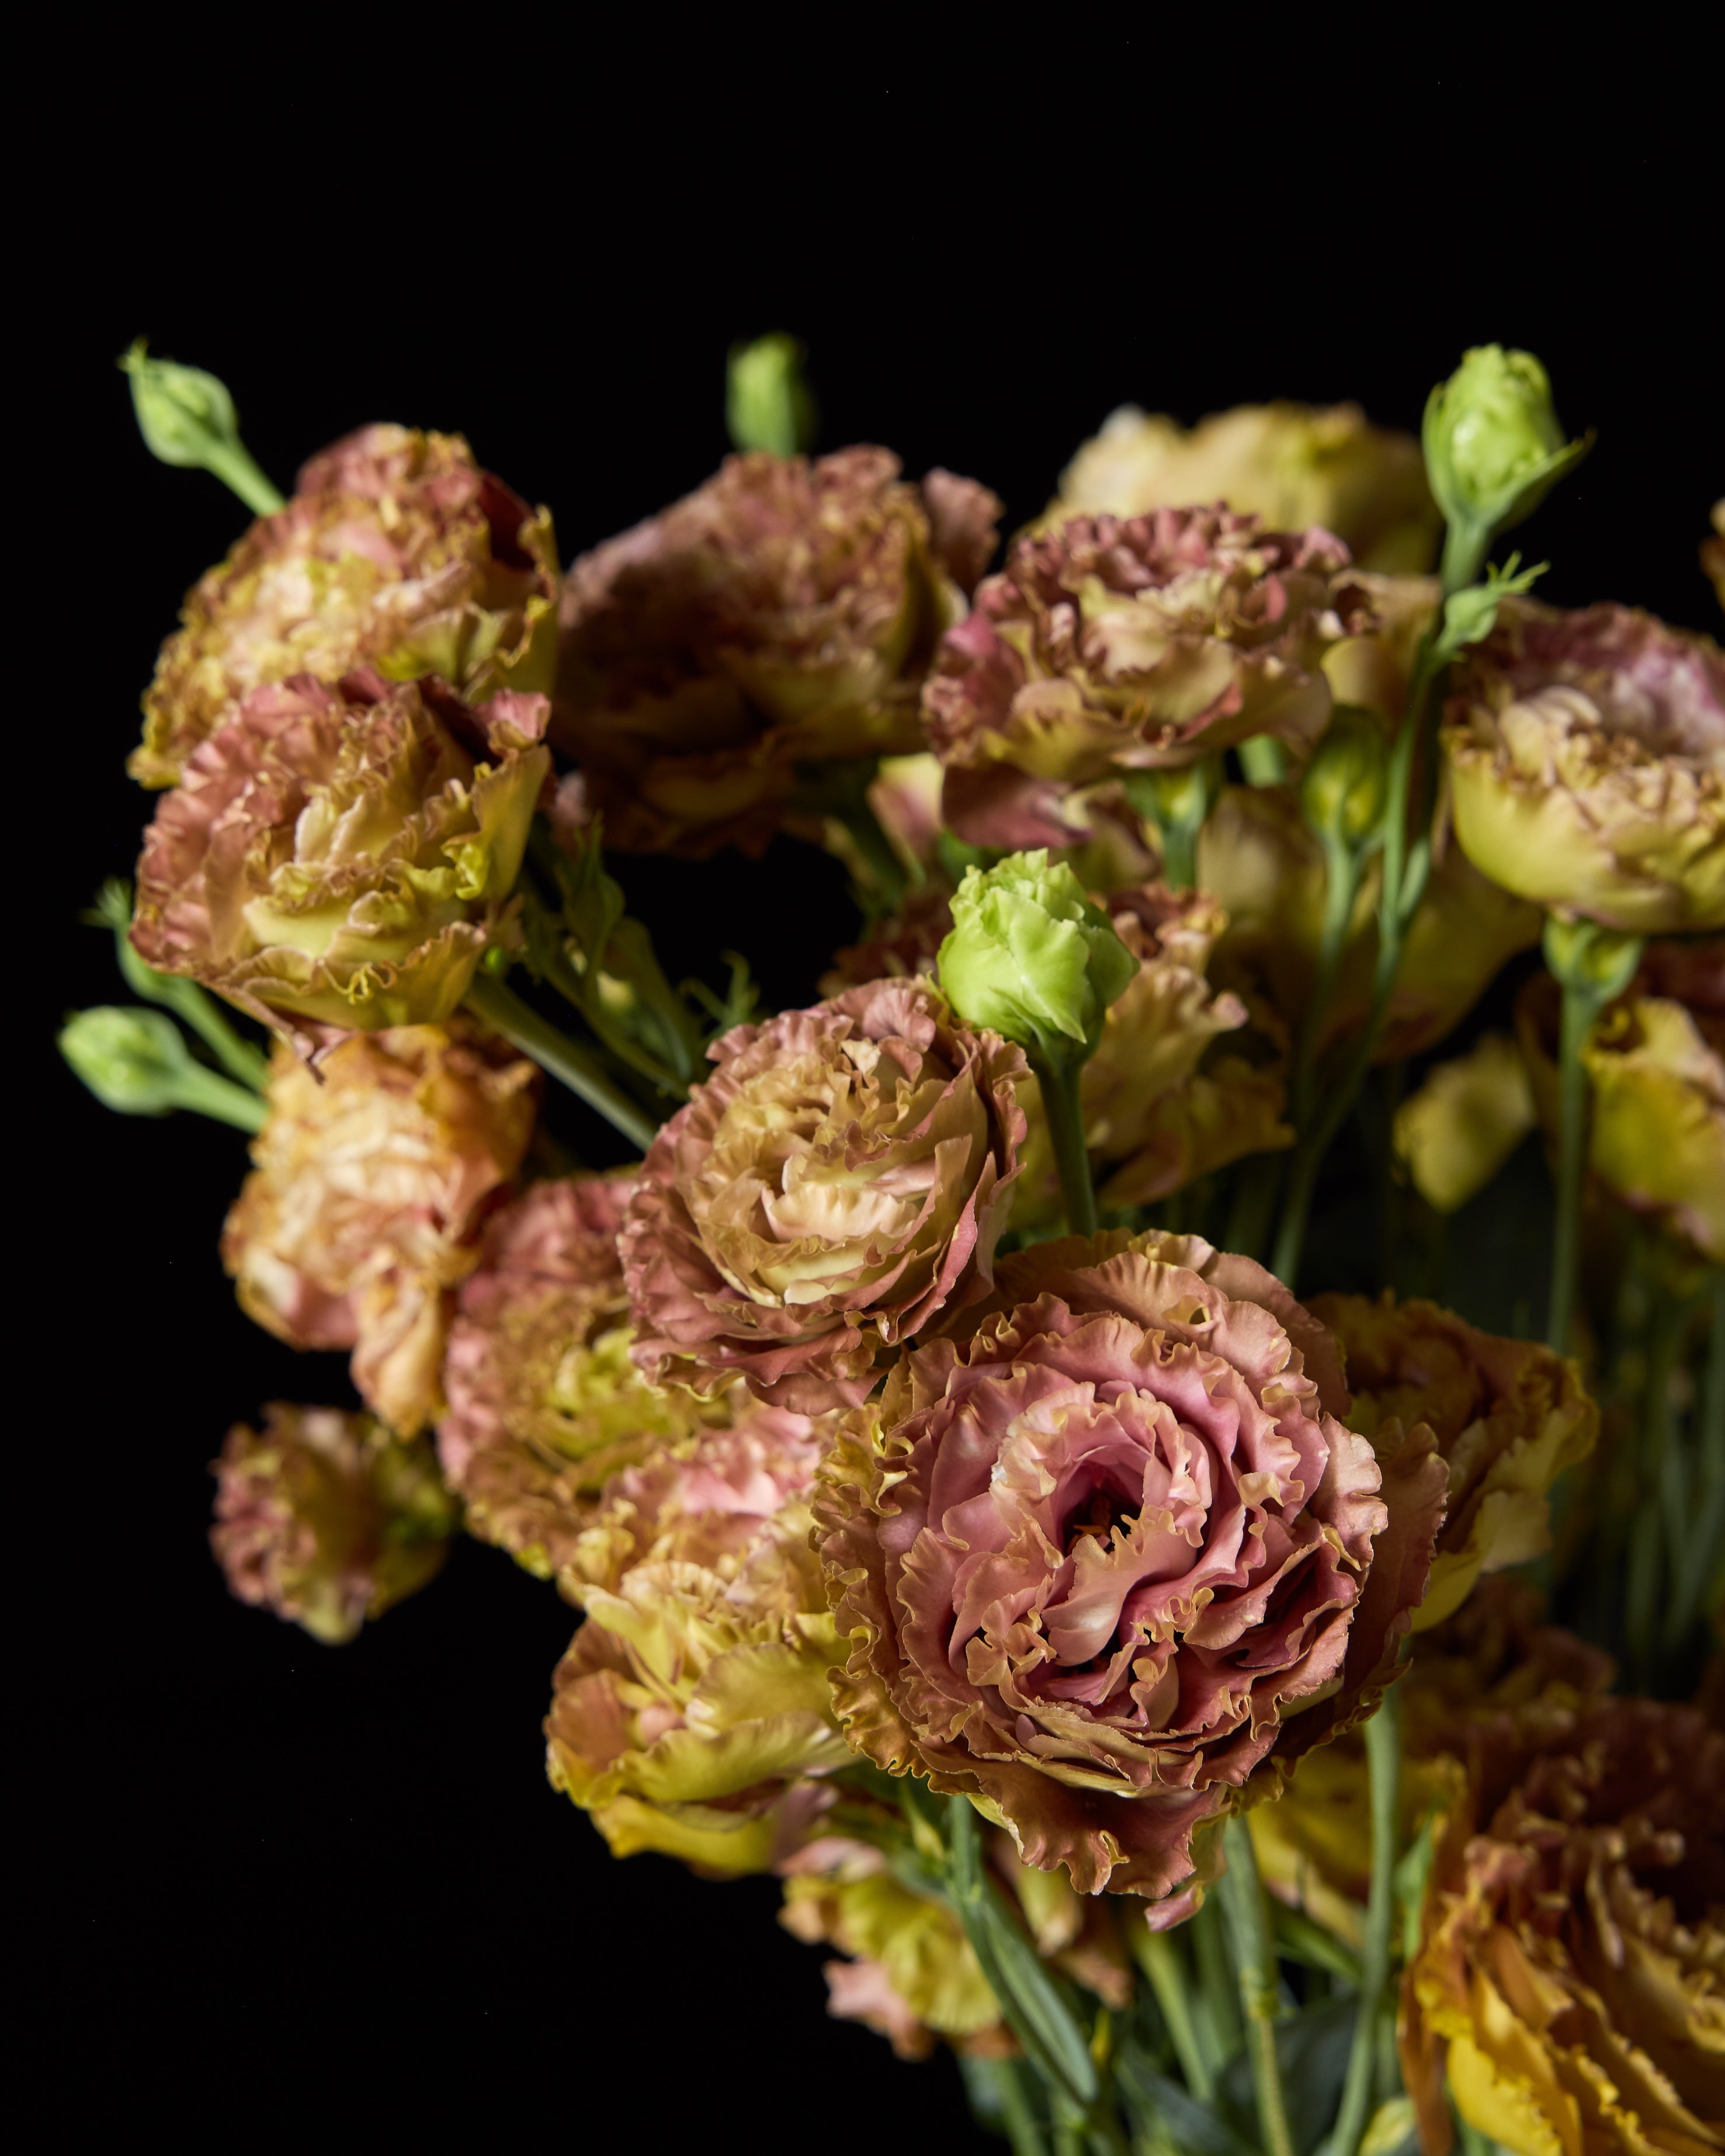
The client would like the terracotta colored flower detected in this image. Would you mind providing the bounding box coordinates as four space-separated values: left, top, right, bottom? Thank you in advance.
223 1023 536 1436
925 509 1372 850
1251 1580 1615 1953
1442 600 1725 933
1401 1695 1725 2156
131 671 550 1050
622 978 1027 1414
1008 883 1290 1224
552 449 1001 856
210 1403 457 1644
436 1172 737 1581
816 1230 1447 1908
544 1467 850 1876
1199 782 1540 1065
1307 1295 1597 1632
1053 403 1439 575
133 424 559 789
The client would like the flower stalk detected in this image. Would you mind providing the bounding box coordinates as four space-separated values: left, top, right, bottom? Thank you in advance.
1330 1688 1402 2156
1217 1817 1296 2156
1030 1047 1098 1236
463 971 659 1152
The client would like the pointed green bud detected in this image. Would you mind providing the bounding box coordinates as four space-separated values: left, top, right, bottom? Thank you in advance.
59 1006 266 1131
726 332 817 457
1423 347 1589 584
119 339 284 515
938 849 1135 1061
1301 707 1388 849
1542 916 1643 1008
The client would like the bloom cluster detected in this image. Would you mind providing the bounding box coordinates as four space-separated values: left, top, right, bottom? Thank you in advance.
73 338 1724 2156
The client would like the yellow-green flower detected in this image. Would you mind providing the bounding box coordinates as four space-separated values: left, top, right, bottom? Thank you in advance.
1394 1033 1537 1214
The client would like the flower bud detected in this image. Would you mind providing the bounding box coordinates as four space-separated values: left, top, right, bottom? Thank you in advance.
119 340 282 515
59 1005 265 1131
1300 706 1389 849
1422 346 1588 553
726 332 816 457
938 850 1136 1060
1542 915 1643 1005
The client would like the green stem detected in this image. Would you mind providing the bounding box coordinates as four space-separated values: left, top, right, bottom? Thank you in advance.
1546 970 1595 1354
1160 820 1198 893
203 438 285 517
1030 1049 1098 1237
1668 1275 1725 1650
464 973 658 1152
1289 832 1366 1134
1217 1817 1296 2156
1237 735 1287 787
168 1061 269 1132
1127 1925 1214 2102
1330 1690 1401 2156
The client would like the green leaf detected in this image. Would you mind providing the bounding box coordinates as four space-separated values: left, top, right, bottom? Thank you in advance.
1216 1997 1358 2156
1115 2053 1258 2156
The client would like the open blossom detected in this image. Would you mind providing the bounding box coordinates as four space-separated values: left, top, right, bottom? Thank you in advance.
544 1474 850 1877
1393 1033 1538 1216
437 1172 737 1583
1517 944 1725 1262
925 508 1372 850
1200 782 1540 1066
131 671 550 1050
223 1024 536 1436
816 1230 1446 1910
1400 1693 1724 2156
1308 1295 1597 1631
134 423 560 789
1011 883 1290 1223
622 978 1026 1415
552 449 1001 856
210 1404 457 1644
1053 404 1439 576
1442 600 1725 933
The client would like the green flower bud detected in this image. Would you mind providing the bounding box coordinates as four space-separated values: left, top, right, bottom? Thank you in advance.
1422 348 1589 568
1542 916 1643 1007
938 850 1136 1060
59 1006 265 1131
1301 706 1389 849
119 339 283 515
726 332 817 457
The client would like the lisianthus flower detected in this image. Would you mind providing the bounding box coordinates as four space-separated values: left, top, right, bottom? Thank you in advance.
210 1403 457 1644
1442 600 1725 933
1516 943 1725 1263
1392 1034 1538 1216
1199 782 1540 1065
1250 1579 1615 1953
816 1230 1447 1909
1400 1693 1724 2156
552 449 1001 856
622 978 1026 1414
544 1468 849 1876
130 670 550 1051
223 1023 536 1436
436 1172 751 1582
134 423 559 789
1308 1294 1597 1630
925 508 1372 850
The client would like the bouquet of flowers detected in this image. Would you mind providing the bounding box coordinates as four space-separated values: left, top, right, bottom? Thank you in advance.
65 332 1723 2156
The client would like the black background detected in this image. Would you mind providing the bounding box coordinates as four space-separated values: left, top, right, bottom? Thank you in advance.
22 48 1720 2147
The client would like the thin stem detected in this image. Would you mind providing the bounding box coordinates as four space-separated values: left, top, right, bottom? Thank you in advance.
1668 1275 1725 1650
203 438 286 517
464 972 658 1152
1127 1925 1214 2102
169 1061 269 1133
1217 1817 1296 2156
1191 1893 1241 2068
1546 971 1595 1353
1330 1690 1401 2156
980 2058 1050 2156
1289 832 1366 1135
1030 1050 1098 1237
1160 820 1198 893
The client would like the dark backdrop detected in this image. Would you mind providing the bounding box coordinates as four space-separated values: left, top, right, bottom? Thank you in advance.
22 50 1719 2145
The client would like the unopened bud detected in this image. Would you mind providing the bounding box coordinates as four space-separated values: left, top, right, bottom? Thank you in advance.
1423 346 1589 553
1301 707 1388 848
726 332 817 457
1542 916 1643 1006
119 339 284 514
938 849 1135 1061
59 1005 265 1131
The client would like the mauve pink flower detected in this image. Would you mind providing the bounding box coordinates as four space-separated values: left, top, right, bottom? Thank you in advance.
925 508 1372 850
622 979 1028 1415
817 1229 1446 1910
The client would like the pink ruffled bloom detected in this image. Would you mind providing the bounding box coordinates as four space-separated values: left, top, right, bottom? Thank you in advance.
924 508 1371 850
622 979 1028 1414
817 1230 1446 1911
553 449 1001 857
